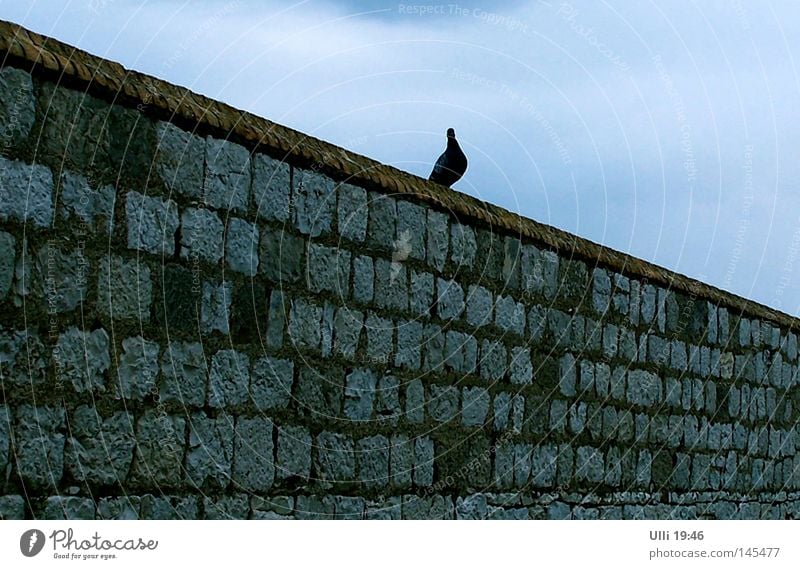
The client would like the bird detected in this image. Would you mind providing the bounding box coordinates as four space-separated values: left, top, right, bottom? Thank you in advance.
429 128 467 187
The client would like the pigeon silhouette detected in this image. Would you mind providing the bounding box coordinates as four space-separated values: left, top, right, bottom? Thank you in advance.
429 128 467 187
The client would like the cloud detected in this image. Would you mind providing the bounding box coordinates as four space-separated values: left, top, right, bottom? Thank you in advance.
6 0 800 310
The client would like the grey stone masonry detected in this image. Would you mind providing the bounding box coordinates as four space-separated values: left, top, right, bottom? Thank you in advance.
294 168 335 237
55 327 111 394
225 217 259 276
65 406 135 485
186 413 234 489
436 277 465 320
277 425 313 481
0 67 35 145
126 191 179 255
13 406 65 491
234 416 274 492
0 156 53 228
205 136 251 212
396 200 427 260
252 153 290 221
132 410 185 486
181 207 224 263
36 244 88 312
98 255 152 321
59 170 115 232
154 121 204 198
337 183 368 241
116 336 159 400
208 349 250 408
0 231 13 299
250 356 294 410
159 341 207 406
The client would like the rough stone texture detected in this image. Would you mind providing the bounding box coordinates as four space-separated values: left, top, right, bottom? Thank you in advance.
437 277 465 320
0 155 53 228
131 410 185 486
0 231 13 299
307 243 351 297
59 170 115 232
288 298 323 351
201 281 232 335
462 387 490 426
186 413 234 489
116 336 159 400
428 385 459 423
204 136 250 212
427 209 449 272
352 255 374 304
181 207 224 263
208 349 250 408
233 417 275 492
0 67 35 145
250 356 293 410
358 435 390 488
36 244 88 312
0 329 47 385
260 226 305 283
125 191 179 255
314 432 355 483
98 255 152 321
480 340 507 382
0 495 26 520
44 496 95 520
225 217 259 275
277 425 312 481
294 168 335 236
450 223 476 268
55 327 110 393
337 183 368 241
466 284 493 327
65 406 135 485
154 121 204 198
344 368 377 421
252 153 290 221
159 341 207 406
13 406 65 491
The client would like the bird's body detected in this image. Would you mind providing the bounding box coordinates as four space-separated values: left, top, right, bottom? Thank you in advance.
429 128 467 187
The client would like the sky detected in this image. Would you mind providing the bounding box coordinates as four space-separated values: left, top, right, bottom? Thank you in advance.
4 0 800 314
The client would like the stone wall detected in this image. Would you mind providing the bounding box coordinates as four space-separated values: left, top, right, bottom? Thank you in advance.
1 27 800 520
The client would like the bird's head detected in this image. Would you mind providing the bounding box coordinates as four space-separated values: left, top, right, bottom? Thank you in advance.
446 128 456 138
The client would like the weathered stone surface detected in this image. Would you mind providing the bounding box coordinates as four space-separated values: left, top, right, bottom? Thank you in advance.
405 379 425 423
203 495 249 520
250 356 293 410
462 386 490 426
413 437 435 487
65 406 135 485
159 341 207 406
314 432 355 483
294 366 343 420
352 255 374 304
427 209 449 271
480 340 507 381
125 191 179 255
0 495 25 520
0 231 13 299
252 153 290 221
428 384 459 423
466 284 493 327
55 327 110 393
337 183 368 241
200 281 231 335
233 416 274 492
153 121 204 198
307 243 350 297
410 270 433 317
59 170 115 232
374 258 408 311
559 353 576 396
365 312 393 365
277 425 312 481
181 207 224 263
186 412 234 489
260 226 305 282
344 368 377 421
358 435 390 488
132 410 185 487
288 298 322 351
116 336 159 400
0 67 35 145
450 223 476 268
207 349 250 408
396 200 427 260
44 496 95 520
204 136 250 212
225 217 259 275
627 369 662 407
36 244 88 312
395 320 422 370
97 255 152 321
13 405 65 491
509 346 533 384
0 329 46 386
294 168 334 236
0 156 53 228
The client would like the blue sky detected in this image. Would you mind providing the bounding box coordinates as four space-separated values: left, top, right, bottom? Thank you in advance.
5 0 800 314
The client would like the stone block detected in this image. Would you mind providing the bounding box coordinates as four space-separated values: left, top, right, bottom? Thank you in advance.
260 226 305 283
344 368 377 421
413 437 435 487
116 336 159 400
395 320 422 370
0 67 34 145
159 341 207 406
55 327 110 393
132 410 185 487
43 496 95 520
0 329 46 386
125 191 179 255
466 284 493 327
294 366 343 420
293 168 334 236
410 270 434 317
462 386 490 426
186 412 234 490
65 406 134 485
426 209 449 271
358 435 390 488
204 136 250 212
225 217 259 275
180 207 224 263
252 152 290 221
405 379 425 423
250 356 293 410
97 255 152 321
365 312 393 365
480 340 507 381
0 156 53 228
207 349 250 407
0 231 13 299
13 405 65 491
396 200 427 260
36 244 88 312
288 298 322 351
428 384 459 423
233 416 274 492
374 257 408 311
276 425 312 481
306 243 350 297
352 255 374 304
154 120 204 198
201 281 231 335
314 432 355 483
509 346 533 384
494 295 525 336
450 222 476 267
0 495 25 520
626 369 662 407
58 170 115 232
337 182 368 241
